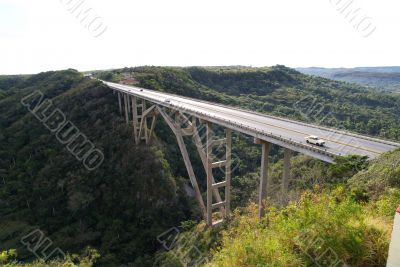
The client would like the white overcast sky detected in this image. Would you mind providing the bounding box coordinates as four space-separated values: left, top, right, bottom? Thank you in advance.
0 0 399 74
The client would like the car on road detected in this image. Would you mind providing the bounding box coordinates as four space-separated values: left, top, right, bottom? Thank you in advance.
140 89 143 92
305 135 325 146
164 98 171 103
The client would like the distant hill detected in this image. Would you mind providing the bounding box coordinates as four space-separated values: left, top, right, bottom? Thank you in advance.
296 67 400 92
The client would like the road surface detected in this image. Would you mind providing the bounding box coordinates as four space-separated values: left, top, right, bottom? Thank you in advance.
104 81 400 163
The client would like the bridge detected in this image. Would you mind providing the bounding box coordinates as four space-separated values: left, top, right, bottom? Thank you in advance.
102 80 400 227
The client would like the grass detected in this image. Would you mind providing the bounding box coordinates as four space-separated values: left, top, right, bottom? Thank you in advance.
207 186 398 267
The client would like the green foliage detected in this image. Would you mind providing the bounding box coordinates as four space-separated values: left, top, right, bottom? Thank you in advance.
0 249 17 264
0 71 193 266
2 66 400 266
328 155 369 181
369 188 400 217
207 187 394 267
157 147 400 267
154 222 223 267
0 247 99 266
179 220 198 231
188 65 298 95
348 149 400 198
96 72 122 83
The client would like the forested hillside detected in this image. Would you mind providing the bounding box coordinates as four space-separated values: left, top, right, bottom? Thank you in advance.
1 66 400 266
99 66 400 139
0 70 193 266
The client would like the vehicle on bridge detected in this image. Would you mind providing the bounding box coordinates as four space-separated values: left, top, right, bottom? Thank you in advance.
305 135 326 146
106 80 400 227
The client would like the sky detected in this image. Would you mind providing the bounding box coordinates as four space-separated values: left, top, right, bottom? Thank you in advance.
0 0 399 74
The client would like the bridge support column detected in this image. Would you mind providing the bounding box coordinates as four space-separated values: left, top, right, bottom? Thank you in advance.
206 122 232 227
117 92 122 114
141 99 147 143
225 129 232 217
206 122 213 226
138 104 156 144
148 112 158 144
255 138 271 218
131 96 139 143
282 148 292 205
191 118 226 218
127 93 131 115
157 109 231 227
157 107 207 218
124 94 129 124
130 97 157 144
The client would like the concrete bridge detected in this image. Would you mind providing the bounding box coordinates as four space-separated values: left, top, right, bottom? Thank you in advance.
103 80 400 227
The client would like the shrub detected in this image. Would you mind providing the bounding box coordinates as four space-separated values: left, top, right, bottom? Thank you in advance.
208 187 392 267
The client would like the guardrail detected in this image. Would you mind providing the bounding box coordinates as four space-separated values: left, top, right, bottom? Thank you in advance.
104 80 400 148
107 83 340 161
174 103 340 159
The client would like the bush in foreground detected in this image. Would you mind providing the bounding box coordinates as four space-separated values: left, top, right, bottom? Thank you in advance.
207 186 397 267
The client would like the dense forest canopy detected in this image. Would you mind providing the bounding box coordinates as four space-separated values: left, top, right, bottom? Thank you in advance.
0 70 193 266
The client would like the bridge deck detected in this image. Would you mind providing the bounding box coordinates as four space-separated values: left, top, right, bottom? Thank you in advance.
104 81 400 163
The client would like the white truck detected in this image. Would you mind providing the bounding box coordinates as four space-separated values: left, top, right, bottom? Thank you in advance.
305 135 326 146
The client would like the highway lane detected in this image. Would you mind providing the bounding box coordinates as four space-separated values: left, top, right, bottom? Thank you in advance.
104 81 400 161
